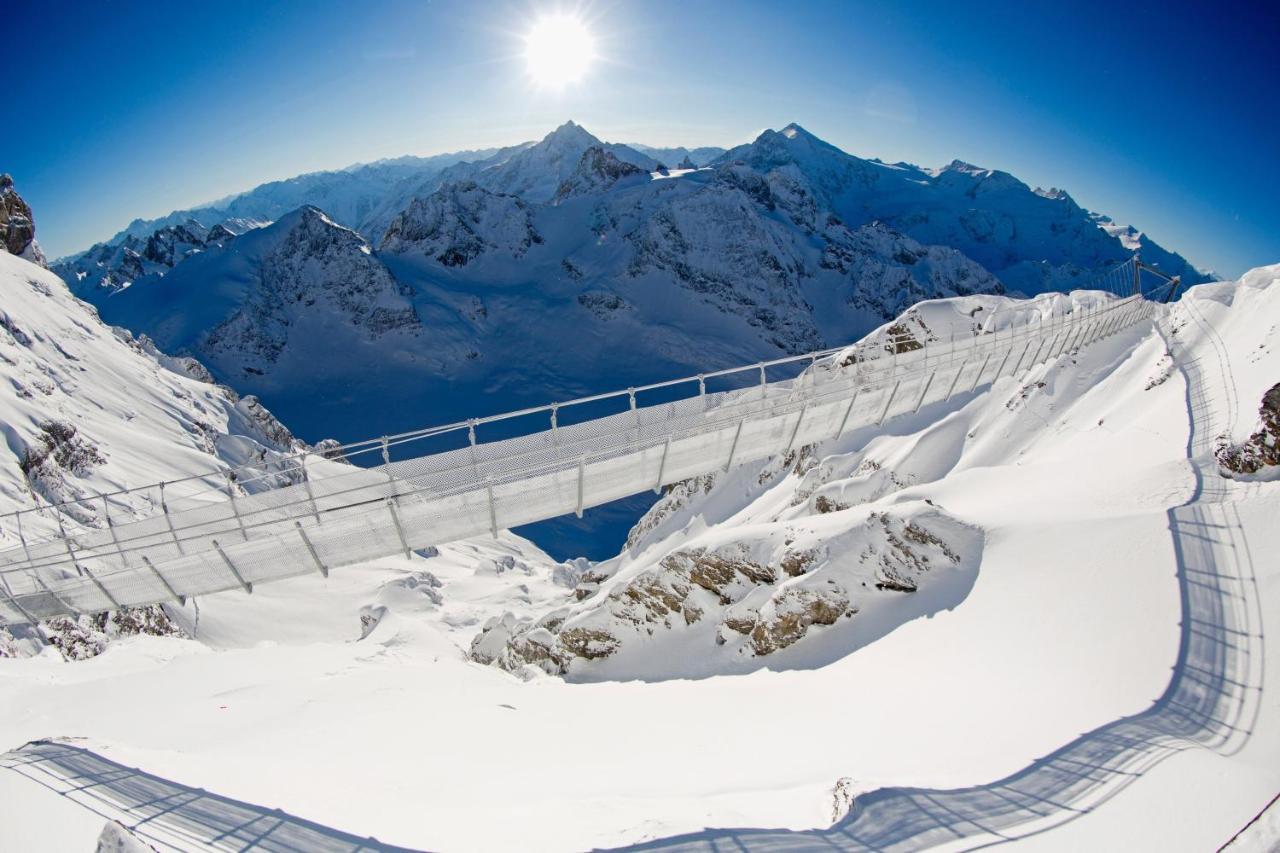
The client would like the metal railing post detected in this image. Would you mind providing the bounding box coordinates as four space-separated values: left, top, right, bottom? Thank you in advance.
100 494 131 568
575 457 586 519
969 352 993 394
724 419 745 472
386 499 411 559
15 510 35 570
833 388 860 439
878 380 901 426
211 540 253 594
82 565 120 612
653 437 672 494
486 478 498 538
294 522 328 578
913 371 936 413
142 556 184 605
158 482 186 555
944 360 967 402
300 453 322 525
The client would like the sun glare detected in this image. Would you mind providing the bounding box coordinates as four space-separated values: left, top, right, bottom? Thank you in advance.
524 13 595 88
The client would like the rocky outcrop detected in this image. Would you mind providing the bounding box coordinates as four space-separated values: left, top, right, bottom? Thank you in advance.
471 504 977 677
42 606 186 661
554 146 647 201
204 206 421 374
1218 383 1280 475
380 182 542 266
0 174 46 266
54 216 245 296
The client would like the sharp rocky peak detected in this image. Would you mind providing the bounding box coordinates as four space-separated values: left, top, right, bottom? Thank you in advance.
554 147 647 201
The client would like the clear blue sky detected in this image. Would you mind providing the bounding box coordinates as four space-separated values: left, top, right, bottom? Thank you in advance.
10 0 1278 276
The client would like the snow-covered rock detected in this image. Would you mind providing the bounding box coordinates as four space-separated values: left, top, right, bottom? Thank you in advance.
103 206 423 384
52 216 251 296
381 181 542 264
453 120 658 204
553 146 648 201
0 174 46 267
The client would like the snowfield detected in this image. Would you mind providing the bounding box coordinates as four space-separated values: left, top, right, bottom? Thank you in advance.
0 248 1277 851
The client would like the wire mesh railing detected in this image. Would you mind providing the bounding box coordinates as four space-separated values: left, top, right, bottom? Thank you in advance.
0 264 1152 624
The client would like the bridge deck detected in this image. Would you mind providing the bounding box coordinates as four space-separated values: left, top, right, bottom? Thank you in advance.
0 292 1152 624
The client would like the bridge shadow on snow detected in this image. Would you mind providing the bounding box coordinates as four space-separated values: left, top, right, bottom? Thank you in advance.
602 325 1265 849
0 739 421 852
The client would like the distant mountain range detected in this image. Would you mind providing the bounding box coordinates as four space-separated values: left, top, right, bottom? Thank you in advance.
52 120 1206 459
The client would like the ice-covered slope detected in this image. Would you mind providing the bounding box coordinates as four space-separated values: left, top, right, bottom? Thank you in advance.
1 267 1275 852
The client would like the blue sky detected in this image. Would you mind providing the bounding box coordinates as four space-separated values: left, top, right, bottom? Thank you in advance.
10 0 1278 276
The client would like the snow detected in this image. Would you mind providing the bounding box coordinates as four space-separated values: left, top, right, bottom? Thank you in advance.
3 240 1276 850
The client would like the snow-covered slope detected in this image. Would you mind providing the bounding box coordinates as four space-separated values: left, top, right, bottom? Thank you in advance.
1 265 1275 852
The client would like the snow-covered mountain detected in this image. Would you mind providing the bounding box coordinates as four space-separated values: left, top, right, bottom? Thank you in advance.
714 123 1205 292
629 143 727 168
52 216 260 296
0 247 310 654
430 120 659 205
103 207 425 389
97 149 506 249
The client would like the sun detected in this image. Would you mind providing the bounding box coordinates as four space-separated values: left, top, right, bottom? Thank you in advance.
524 13 596 88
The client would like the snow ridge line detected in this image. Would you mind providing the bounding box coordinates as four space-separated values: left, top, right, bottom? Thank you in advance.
0 293 1153 625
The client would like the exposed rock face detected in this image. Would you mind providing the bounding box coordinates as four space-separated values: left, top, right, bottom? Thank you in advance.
470 501 978 677
203 206 421 374
1218 383 1280 475
0 174 46 266
381 181 543 266
53 215 248 295
19 420 108 508
554 146 647 201
42 606 187 661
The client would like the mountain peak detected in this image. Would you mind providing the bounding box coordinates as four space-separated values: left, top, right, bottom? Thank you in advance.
779 122 815 140
544 120 599 146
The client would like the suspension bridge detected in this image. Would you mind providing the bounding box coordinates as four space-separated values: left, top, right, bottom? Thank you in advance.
0 258 1165 625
